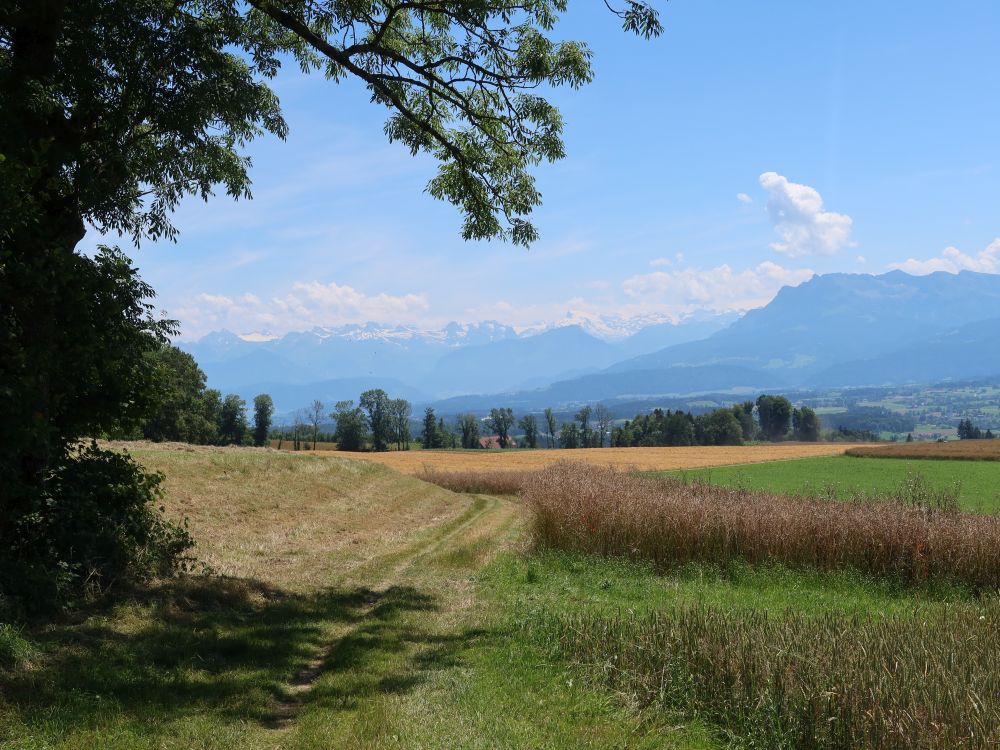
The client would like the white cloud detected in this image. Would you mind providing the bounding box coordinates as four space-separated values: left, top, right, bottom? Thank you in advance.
758 172 854 257
888 239 1000 275
174 282 430 338
622 261 814 311
737 192 753 204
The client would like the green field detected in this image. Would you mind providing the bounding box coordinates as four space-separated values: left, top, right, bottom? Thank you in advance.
664 454 1000 512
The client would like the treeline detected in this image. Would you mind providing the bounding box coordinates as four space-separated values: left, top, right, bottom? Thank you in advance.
958 419 996 440
132 350 824 453
612 395 820 447
116 345 275 446
821 407 916 435
416 395 820 452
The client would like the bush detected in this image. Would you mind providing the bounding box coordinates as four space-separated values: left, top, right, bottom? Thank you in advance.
1 443 194 616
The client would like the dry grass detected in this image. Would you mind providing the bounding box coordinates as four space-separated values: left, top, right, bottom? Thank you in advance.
417 466 531 495
848 439 1000 461
522 462 1000 588
270 439 339 451
109 441 470 591
327 443 860 474
535 603 1000 749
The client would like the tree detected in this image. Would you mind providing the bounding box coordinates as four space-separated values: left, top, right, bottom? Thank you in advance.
575 405 594 447
958 418 982 440
559 422 580 449
331 400 367 451
544 408 558 449
252 394 274 447
140 344 219 444
219 395 248 445
357 390 389 451
695 409 744 446
519 415 539 449
438 417 457 449
0 0 660 609
389 399 412 450
487 408 515 448
906 433 914 443
732 401 756 442
756 395 792 441
594 404 613 448
307 399 325 449
663 411 695 446
792 406 821 442
457 413 481 449
422 407 439 449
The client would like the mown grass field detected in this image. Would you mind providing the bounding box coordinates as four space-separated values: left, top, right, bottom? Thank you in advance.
663 454 1000 511
329 442 861 474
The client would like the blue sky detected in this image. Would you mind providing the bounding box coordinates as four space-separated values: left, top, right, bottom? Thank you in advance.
92 1 1000 339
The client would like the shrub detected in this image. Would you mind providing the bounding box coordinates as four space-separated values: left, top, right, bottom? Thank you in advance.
1 443 194 616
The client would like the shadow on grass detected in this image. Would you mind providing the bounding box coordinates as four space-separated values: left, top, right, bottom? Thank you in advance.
0 575 479 740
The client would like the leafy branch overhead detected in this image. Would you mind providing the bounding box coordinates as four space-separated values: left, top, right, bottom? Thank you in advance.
0 1 659 249
249 0 661 245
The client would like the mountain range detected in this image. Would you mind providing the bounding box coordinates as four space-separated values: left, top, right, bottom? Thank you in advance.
179 270 1000 417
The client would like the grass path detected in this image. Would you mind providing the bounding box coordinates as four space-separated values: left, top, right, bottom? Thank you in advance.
267 493 504 730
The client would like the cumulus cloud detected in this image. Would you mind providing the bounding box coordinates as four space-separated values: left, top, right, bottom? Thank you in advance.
758 172 854 257
174 281 430 338
736 192 753 204
622 261 814 311
888 239 1000 275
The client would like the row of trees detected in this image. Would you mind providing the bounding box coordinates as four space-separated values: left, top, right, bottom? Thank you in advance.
389 395 819 452
957 419 996 440
330 390 413 452
610 396 820 448
127 346 274 447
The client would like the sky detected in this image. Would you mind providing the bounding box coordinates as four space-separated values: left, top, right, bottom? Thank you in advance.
86 1 1000 339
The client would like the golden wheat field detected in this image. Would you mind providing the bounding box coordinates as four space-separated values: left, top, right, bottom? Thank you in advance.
321 443 861 474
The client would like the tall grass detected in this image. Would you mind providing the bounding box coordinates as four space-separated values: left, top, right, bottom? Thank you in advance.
417 466 530 495
523 463 1000 588
531 604 1000 749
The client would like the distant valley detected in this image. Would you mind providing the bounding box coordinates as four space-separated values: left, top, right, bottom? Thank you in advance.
178 270 1000 418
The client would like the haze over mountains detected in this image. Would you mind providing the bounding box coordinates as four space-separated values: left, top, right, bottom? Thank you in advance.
180 270 1000 416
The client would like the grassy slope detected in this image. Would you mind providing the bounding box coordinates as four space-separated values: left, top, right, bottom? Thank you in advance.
0 445 714 749
661 454 1000 511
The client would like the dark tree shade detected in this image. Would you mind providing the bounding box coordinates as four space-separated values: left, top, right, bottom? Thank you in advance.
253 394 274 447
